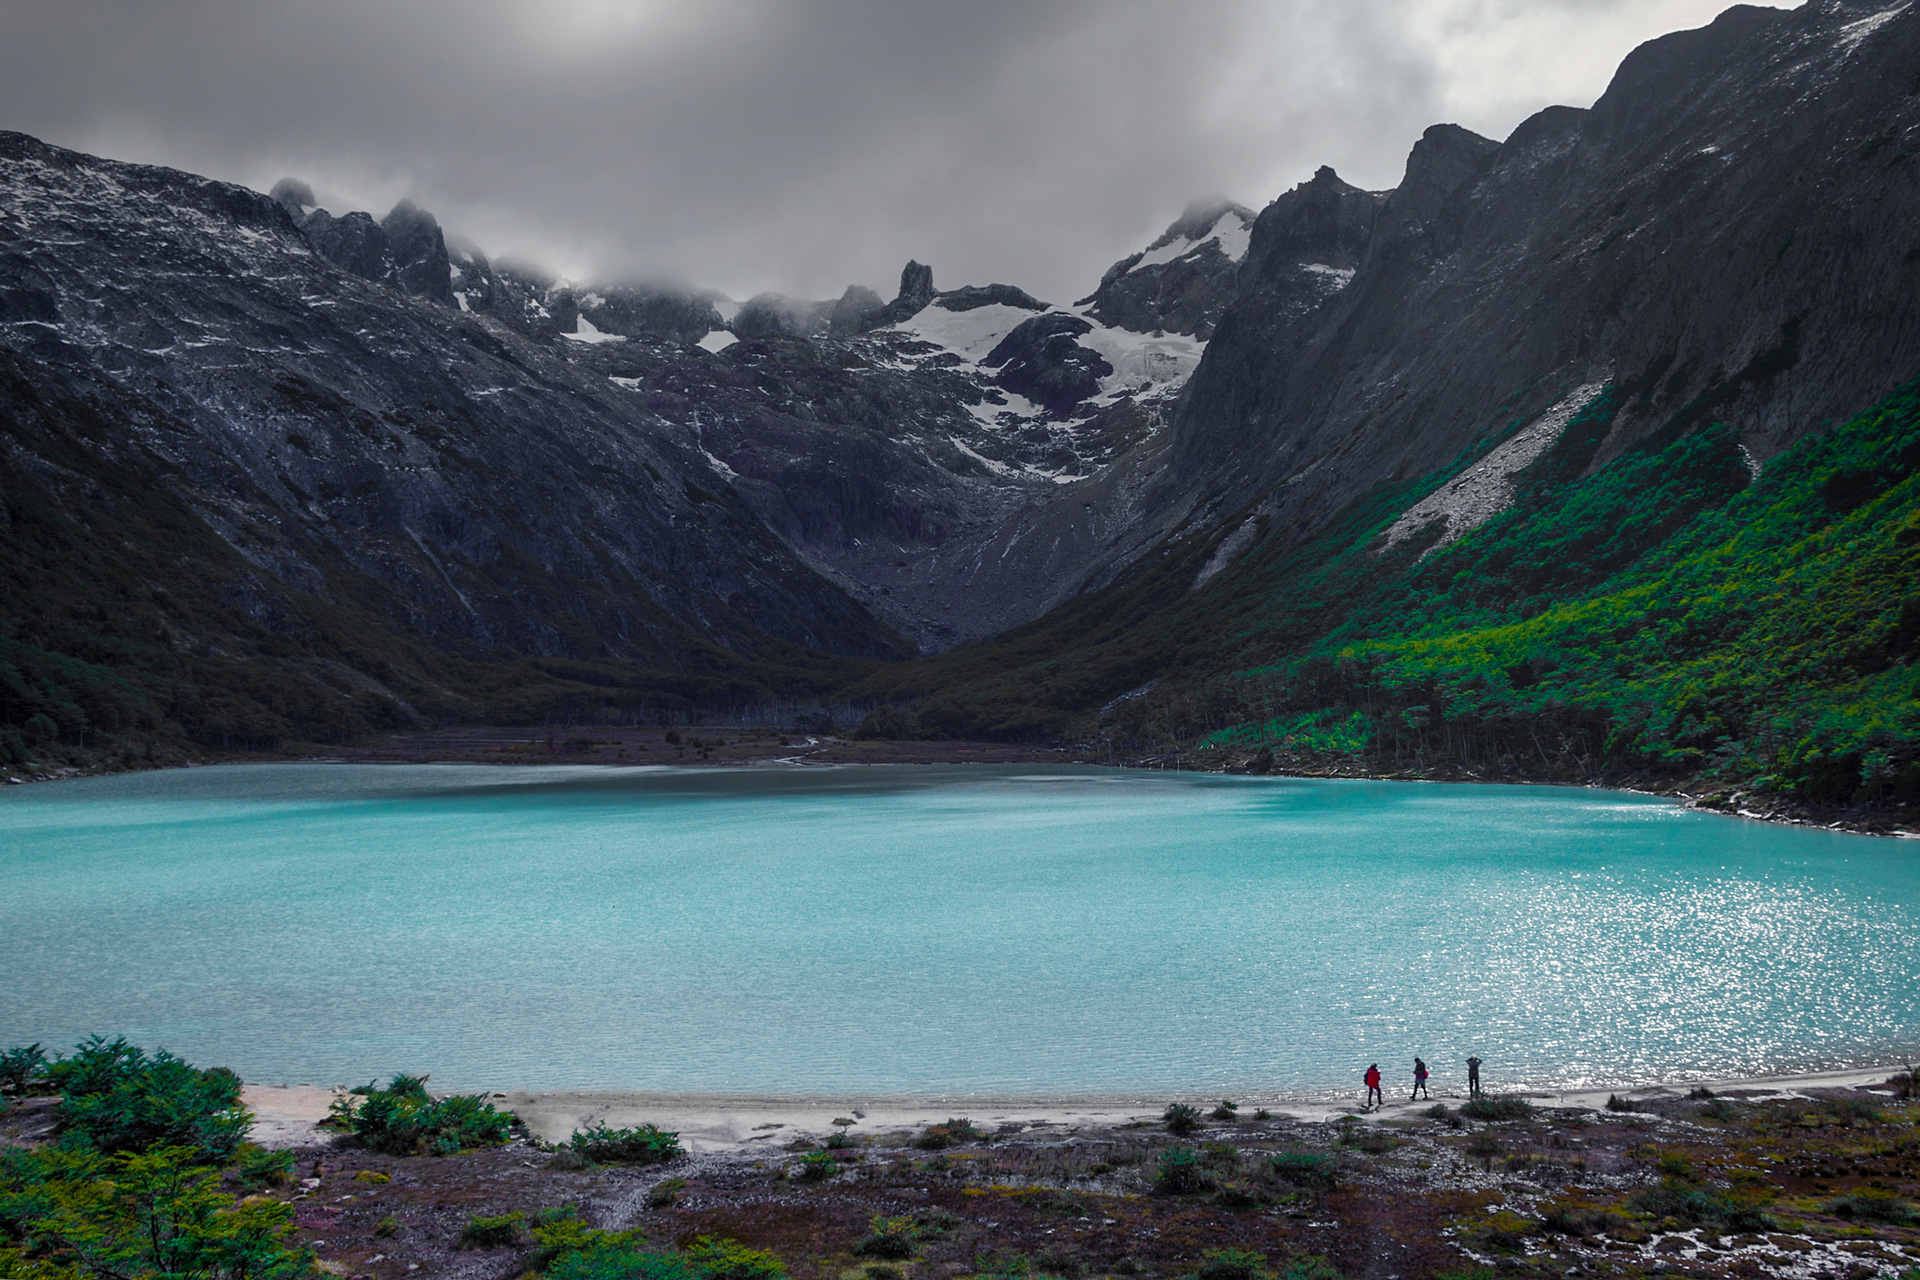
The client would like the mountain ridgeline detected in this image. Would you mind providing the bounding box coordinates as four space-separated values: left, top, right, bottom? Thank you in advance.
2 0 1917 809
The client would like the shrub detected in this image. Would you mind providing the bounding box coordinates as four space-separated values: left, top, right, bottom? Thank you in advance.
1631 1178 1771 1231
1196 1248 1265 1280
1824 1097 1882 1125
0 1144 311 1279
1163 1103 1201 1135
1700 1098 1736 1121
853 1215 917 1259
1252 1109 1272 1121
1465 1134 1503 1168
375 1215 401 1238
794 1151 836 1181
1421 1103 1449 1120
1156 1145 1212 1194
331 1074 512 1156
825 1130 852 1149
1657 1152 1696 1181
1686 1086 1716 1100
647 1177 687 1207
0 1044 48 1095
460 1210 527 1248
1604 1094 1642 1113
1268 1152 1337 1190
1276 1257 1342 1280
233 1144 297 1189
1212 1183 1265 1210
569 1123 683 1164
49 1036 250 1161
914 1118 980 1149
686 1236 787 1280
551 1241 695 1280
1209 1100 1240 1121
1459 1094 1533 1121
1827 1189 1913 1223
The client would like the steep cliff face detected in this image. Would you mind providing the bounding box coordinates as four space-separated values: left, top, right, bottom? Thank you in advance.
0 132 905 686
1159 0 1920 557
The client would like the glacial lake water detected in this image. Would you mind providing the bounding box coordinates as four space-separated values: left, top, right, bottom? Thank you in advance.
1 763 1915 1099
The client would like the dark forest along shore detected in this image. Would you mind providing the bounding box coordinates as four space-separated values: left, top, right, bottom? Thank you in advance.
3 764 1915 1098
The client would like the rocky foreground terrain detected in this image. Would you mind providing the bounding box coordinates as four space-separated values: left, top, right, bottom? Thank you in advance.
9 1075 1920 1280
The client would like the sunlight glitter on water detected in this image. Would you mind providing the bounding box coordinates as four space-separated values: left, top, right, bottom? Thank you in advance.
1 764 1913 1096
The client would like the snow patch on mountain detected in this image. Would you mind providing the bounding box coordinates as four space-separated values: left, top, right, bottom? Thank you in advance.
561 314 624 344
1126 209 1252 274
1382 381 1610 555
896 301 1037 361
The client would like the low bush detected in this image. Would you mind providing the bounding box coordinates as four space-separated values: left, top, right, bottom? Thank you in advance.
1421 1103 1449 1120
460 1210 527 1249
234 1143 297 1189
570 1123 684 1165
1163 1103 1201 1135
331 1074 512 1156
647 1177 687 1208
1827 1189 1913 1223
1196 1248 1266 1280
914 1118 982 1149
825 1129 853 1149
1631 1178 1771 1231
1465 1134 1503 1169
0 1044 48 1095
1604 1094 1642 1113
686 1236 787 1280
550 1239 694 1280
49 1036 250 1161
795 1151 837 1181
1209 1100 1240 1121
1824 1097 1882 1125
353 1168 390 1184
1459 1095 1533 1121
853 1215 918 1259
375 1215 401 1238
1156 1145 1212 1194
1276 1256 1342 1280
1252 1109 1272 1122
1267 1152 1337 1190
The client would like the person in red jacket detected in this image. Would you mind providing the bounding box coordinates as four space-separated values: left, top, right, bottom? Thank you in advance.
1364 1063 1383 1108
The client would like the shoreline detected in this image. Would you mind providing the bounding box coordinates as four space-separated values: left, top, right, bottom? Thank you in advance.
7 727 1915 837
241 1062 1916 1152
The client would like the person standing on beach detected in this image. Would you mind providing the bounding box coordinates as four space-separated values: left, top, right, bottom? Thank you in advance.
1467 1054 1482 1096
1412 1057 1430 1100
1364 1063 1383 1108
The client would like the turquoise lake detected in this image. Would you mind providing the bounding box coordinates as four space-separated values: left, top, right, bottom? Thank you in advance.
1 763 1914 1098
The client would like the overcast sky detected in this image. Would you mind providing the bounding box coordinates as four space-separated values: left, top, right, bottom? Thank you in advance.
0 0 1790 303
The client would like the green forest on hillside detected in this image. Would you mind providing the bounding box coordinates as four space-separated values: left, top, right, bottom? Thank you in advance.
853 380 1920 808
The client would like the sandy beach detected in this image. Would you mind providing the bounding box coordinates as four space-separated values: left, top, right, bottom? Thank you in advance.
241 1063 1912 1151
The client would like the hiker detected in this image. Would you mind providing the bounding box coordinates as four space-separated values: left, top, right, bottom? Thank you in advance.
1364 1063 1382 1108
1412 1057 1430 1100
1467 1054 1482 1096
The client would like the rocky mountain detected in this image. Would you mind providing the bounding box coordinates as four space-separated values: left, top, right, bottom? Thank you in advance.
3 0 1917 774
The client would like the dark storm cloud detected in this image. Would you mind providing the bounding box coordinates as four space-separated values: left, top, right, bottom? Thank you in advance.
0 0 1788 302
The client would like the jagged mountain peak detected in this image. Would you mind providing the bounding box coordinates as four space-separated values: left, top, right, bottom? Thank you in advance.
1078 198 1256 340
